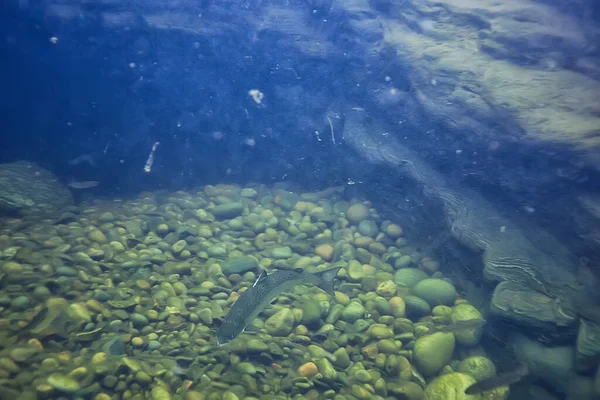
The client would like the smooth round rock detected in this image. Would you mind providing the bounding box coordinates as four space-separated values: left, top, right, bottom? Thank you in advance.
412 279 457 306
341 301 366 323
265 308 295 336
394 255 414 269
221 256 258 275
212 202 245 219
270 247 293 259
148 341 161 351
413 332 455 376
47 374 81 393
346 204 369 224
11 295 30 311
394 268 427 288
131 313 149 328
404 295 431 318
358 220 379 237
385 223 403 238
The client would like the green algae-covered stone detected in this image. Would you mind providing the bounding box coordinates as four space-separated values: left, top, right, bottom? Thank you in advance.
346 204 369 224
47 374 81 393
394 268 427 287
387 381 424 400
457 356 496 382
358 220 379 237
423 372 477 399
315 357 338 380
413 332 455 376
212 202 245 219
221 256 258 275
367 324 394 340
451 303 484 347
300 299 322 327
404 295 431 318
394 255 413 269
265 308 295 336
412 278 457 307
341 301 366 323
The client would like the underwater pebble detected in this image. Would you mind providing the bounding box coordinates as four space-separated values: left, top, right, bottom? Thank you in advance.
298 362 319 377
346 204 370 223
11 295 30 310
56 266 78 277
47 374 81 393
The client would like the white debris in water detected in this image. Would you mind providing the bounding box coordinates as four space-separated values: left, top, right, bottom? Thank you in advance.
144 141 160 172
248 89 264 105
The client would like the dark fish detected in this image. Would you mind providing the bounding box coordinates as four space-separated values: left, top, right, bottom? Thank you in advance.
216 267 341 346
67 180 99 189
436 318 486 333
465 364 529 394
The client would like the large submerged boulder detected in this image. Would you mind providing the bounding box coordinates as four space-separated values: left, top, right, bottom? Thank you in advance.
0 161 73 215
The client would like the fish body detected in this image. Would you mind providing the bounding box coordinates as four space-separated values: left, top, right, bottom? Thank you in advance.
216 267 341 346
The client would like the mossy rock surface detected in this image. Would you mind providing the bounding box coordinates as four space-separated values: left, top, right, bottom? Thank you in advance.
212 202 245 219
413 332 455 376
221 256 259 275
412 278 457 306
404 295 431 318
451 303 484 347
457 356 496 382
424 372 479 400
394 268 428 288
346 203 369 223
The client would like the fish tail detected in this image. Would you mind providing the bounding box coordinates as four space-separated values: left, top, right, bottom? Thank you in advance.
314 267 342 296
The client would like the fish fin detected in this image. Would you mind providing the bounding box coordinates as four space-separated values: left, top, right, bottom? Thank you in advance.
314 267 342 296
253 269 268 287
242 323 261 334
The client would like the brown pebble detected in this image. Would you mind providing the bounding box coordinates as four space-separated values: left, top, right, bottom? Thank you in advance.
315 244 334 261
297 362 319 377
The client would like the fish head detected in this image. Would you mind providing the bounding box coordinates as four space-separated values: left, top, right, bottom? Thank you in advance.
216 318 242 346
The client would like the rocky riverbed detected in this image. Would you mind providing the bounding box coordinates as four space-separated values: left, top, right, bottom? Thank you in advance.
0 184 508 400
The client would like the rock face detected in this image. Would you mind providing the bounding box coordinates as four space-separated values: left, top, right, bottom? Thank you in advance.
342 108 598 395
0 161 73 215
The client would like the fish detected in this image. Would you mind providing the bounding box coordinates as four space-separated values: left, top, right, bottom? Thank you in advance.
67 180 99 189
216 267 341 346
465 364 529 394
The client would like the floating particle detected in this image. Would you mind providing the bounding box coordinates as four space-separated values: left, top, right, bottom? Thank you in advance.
49 36 58 44
129 62 136 68
248 89 264 105
243 138 256 147
144 141 160 172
